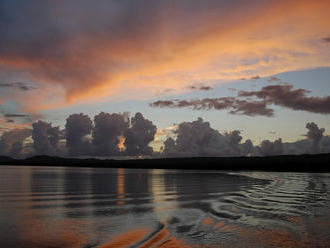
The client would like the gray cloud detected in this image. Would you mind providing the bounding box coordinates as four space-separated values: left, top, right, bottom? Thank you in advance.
306 122 325 153
124 112 157 156
267 76 281 82
65 113 93 156
151 84 330 116
323 37 330 43
258 138 283 156
150 97 274 116
92 112 129 156
0 128 31 157
32 121 60 155
0 82 36 91
251 76 260 80
4 113 29 118
162 118 253 157
238 84 330 114
189 85 213 91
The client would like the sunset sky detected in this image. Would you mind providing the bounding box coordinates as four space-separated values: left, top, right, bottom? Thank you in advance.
1 0 330 154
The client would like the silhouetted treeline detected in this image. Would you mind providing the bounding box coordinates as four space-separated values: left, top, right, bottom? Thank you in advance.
0 153 329 172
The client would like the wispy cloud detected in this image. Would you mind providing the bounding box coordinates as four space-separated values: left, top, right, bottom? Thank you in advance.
150 97 273 117
0 82 36 91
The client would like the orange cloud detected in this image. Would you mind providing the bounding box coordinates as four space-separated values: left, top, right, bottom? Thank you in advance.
1 0 329 112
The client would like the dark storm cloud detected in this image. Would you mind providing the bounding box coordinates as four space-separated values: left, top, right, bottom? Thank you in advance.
92 112 129 156
124 113 157 156
32 121 60 155
305 122 325 153
150 98 274 116
65 113 93 156
238 84 330 114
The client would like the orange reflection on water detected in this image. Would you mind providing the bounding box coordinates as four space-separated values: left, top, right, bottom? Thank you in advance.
202 217 214 226
19 218 89 248
100 227 193 248
140 228 171 248
99 228 150 248
116 168 125 205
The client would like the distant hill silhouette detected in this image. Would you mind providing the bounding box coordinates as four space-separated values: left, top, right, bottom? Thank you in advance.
0 154 330 172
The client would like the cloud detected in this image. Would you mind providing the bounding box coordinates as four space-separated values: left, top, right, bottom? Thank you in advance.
65 113 93 156
0 0 330 110
305 122 325 153
323 37 330 43
150 98 274 116
124 113 157 156
151 84 330 116
0 128 31 157
32 121 61 155
0 82 36 91
257 138 283 156
0 110 329 158
228 100 274 116
250 76 260 80
3 113 29 118
189 85 213 91
238 84 330 114
162 118 254 157
267 76 281 82
92 112 129 156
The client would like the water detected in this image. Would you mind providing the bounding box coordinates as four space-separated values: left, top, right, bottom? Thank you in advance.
0 166 329 248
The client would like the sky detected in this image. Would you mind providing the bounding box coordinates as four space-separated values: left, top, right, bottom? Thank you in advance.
0 0 330 157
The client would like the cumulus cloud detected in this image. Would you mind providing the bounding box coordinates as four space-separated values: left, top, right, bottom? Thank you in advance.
32 121 60 155
92 112 129 156
124 113 157 156
0 128 31 157
306 122 325 153
65 113 93 156
162 118 252 157
257 138 283 156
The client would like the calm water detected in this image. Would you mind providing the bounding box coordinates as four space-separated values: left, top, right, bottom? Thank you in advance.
0 166 329 248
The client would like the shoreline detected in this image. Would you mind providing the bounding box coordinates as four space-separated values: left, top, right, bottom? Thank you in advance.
1 153 330 172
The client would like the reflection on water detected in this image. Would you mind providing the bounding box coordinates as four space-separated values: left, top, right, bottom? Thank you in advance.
0 166 330 247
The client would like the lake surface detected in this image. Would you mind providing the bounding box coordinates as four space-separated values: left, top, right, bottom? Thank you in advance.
0 166 329 248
